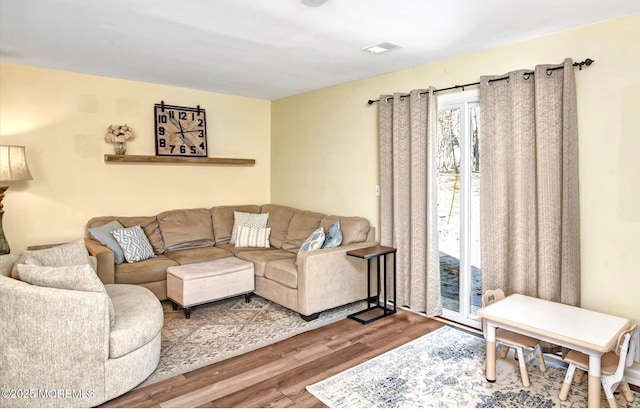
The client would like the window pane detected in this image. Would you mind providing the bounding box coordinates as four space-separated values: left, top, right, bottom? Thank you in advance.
437 108 461 312
469 104 482 313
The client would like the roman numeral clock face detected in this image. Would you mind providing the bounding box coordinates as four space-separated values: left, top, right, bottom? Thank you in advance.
154 104 208 157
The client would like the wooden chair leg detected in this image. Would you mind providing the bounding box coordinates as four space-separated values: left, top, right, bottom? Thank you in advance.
602 379 618 408
515 347 530 388
620 380 634 403
499 344 509 359
559 363 577 401
606 395 618 408
534 344 547 372
574 368 585 384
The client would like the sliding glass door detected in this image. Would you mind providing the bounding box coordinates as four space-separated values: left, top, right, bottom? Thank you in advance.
437 90 481 329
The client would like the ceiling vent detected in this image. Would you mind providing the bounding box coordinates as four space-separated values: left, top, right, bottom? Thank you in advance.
301 0 328 7
362 42 401 54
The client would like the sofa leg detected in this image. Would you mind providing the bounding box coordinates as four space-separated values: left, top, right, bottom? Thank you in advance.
244 293 252 303
300 313 319 322
171 301 178 311
184 307 191 319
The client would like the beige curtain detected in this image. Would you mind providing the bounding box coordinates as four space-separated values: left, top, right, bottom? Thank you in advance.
479 58 580 306
379 88 442 316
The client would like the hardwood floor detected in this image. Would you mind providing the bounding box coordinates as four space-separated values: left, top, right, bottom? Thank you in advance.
99 308 446 408
99 309 640 408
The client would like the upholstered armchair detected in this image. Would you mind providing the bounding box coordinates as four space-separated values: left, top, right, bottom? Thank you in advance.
0 245 163 408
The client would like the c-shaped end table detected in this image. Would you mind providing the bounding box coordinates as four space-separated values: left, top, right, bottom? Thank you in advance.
346 245 397 324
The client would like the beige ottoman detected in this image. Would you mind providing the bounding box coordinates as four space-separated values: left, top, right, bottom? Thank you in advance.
167 257 255 319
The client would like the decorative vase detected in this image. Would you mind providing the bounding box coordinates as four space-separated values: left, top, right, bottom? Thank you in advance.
114 142 127 155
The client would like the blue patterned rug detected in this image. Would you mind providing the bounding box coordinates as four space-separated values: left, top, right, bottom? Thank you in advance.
307 326 640 408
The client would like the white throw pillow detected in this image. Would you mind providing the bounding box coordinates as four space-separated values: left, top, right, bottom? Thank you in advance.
17 263 115 326
22 239 91 267
236 226 271 248
230 211 269 245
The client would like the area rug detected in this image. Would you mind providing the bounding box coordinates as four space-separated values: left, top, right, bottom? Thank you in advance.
307 326 640 408
140 295 367 387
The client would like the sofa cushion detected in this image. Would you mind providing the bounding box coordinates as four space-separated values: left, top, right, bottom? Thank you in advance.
215 244 273 255
230 211 269 245
105 284 163 359
114 255 178 285
164 246 233 265
282 211 325 253
234 249 296 275
157 208 215 252
210 205 261 244
260 204 296 249
87 216 165 255
236 226 271 248
321 215 370 245
265 259 298 289
88 220 126 264
111 226 156 263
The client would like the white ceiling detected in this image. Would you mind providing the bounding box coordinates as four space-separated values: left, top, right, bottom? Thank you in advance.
1 0 639 100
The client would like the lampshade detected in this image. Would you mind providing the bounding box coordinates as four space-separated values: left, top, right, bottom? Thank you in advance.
0 145 33 182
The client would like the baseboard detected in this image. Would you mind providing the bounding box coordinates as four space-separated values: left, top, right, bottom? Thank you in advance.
625 367 640 387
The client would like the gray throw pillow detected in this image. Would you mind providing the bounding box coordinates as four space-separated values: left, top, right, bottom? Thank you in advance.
322 220 343 248
89 220 126 264
17 263 115 326
111 225 155 263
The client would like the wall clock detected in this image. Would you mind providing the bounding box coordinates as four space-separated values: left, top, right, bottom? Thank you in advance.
154 102 207 157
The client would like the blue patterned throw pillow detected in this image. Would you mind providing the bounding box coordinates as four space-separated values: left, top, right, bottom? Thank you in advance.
322 220 342 248
296 227 325 265
111 225 155 263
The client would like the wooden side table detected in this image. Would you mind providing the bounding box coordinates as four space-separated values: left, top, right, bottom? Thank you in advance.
346 245 397 324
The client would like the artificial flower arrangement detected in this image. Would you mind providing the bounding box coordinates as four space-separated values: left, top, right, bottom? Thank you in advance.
105 124 134 155
105 124 134 143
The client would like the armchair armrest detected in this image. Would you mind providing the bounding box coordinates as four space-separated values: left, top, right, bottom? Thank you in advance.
296 241 378 316
85 238 115 284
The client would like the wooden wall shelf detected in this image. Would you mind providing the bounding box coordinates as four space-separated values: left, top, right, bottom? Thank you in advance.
104 154 255 165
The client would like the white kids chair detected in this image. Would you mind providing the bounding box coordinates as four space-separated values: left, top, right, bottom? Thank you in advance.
481 289 547 388
558 321 638 407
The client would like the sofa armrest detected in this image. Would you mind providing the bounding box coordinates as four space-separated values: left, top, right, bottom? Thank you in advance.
0 276 110 406
85 238 115 284
296 241 379 316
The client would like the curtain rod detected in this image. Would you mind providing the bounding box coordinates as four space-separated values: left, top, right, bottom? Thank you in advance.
366 58 594 105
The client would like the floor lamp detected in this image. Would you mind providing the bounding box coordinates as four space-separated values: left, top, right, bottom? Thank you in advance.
0 145 33 254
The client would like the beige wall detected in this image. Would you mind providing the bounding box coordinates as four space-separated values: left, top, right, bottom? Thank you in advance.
0 64 271 252
1 14 638 371
271 15 640 324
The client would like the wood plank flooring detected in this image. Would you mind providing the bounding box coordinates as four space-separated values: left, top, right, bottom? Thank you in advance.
99 309 639 408
99 308 445 408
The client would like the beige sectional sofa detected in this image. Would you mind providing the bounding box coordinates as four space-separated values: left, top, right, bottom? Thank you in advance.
86 204 377 320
